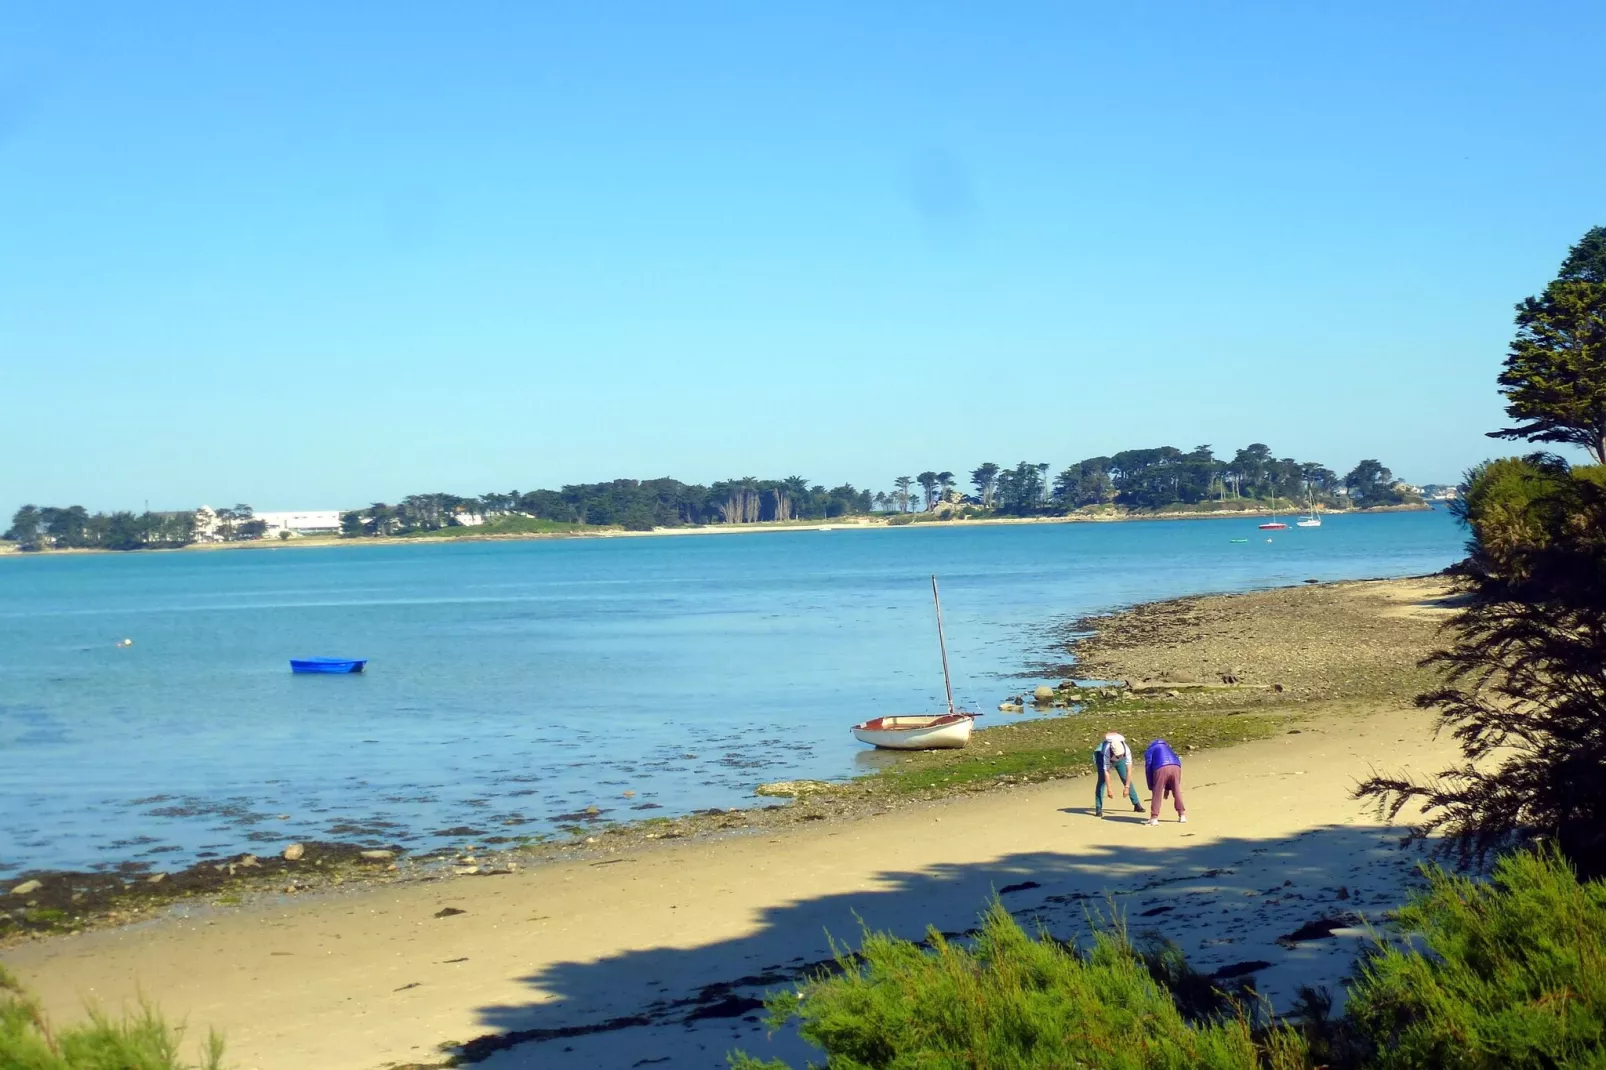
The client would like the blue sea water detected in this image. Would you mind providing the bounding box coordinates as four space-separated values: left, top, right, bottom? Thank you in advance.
0 511 1464 876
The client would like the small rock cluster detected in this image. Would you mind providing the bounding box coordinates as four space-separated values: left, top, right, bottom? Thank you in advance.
998 680 1129 713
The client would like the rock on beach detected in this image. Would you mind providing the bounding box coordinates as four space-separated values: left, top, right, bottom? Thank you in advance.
754 780 834 798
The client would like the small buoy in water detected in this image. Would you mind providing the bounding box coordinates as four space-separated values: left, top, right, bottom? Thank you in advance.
117 638 133 647
1265 538 1273 543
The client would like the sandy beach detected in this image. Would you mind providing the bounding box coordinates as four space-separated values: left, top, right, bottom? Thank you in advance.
2 708 1458 1070
1 576 1463 1070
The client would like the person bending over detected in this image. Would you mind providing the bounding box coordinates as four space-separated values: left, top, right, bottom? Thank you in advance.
1092 731 1144 818
1144 737 1186 825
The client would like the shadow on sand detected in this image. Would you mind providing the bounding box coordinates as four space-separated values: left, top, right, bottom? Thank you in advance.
449 822 1431 1069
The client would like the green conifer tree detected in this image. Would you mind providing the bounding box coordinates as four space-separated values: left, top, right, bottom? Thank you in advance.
1492 226 1606 462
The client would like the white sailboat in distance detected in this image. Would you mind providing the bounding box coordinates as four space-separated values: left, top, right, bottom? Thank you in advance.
1296 490 1322 527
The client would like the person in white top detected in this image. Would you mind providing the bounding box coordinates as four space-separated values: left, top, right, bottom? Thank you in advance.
1092 731 1144 818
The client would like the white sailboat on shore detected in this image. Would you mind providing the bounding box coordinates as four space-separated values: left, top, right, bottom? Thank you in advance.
851 576 976 750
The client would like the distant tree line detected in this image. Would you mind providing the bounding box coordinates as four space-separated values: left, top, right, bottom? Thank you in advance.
4 449 1424 552
340 479 876 537
2 505 197 551
883 447 1418 517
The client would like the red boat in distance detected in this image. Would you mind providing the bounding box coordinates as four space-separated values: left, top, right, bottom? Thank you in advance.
1259 497 1288 530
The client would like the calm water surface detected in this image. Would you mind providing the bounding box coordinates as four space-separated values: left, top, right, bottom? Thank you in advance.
0 512 1463 876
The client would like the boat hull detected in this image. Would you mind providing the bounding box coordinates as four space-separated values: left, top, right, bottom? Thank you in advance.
1258 523 1287 530
851 714 975 750
290 658 367 674
1295 519 1322 527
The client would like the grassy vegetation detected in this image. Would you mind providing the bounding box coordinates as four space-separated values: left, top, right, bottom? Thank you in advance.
0 966 224 1069
865 705 1291 796
732 848 1606 1069
731 902 1309 1070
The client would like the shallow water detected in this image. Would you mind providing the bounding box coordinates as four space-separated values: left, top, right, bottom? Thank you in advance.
0 511 1463 876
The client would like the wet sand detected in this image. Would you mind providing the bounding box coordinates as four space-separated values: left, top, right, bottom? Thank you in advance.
1068 574 1463 703
1 576 1462 1070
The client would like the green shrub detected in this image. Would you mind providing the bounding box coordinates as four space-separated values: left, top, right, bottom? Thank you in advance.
730 852 1606 1070
729 902 1308 1070
0 966 224 1069
1345 847 1606 1070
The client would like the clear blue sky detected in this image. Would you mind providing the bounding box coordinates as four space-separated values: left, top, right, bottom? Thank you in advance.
3 2 1602 513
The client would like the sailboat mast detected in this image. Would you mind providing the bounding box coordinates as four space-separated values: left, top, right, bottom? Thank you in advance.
931 574 956 715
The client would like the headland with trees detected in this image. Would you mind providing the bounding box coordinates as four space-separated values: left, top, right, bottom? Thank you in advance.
3 451 1424 552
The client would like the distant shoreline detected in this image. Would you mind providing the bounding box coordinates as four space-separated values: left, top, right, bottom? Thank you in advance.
0 501 1436 557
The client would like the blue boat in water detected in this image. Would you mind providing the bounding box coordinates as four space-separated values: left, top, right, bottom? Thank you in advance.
290 657 367 674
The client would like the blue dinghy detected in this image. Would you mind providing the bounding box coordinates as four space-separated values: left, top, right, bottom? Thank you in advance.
290 657 367 674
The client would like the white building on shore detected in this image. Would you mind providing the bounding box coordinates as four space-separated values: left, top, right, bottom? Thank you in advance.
255 510 343 537
192 506 343 541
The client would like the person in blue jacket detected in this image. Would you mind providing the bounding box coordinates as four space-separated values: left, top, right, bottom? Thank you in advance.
1143 738 1186 825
